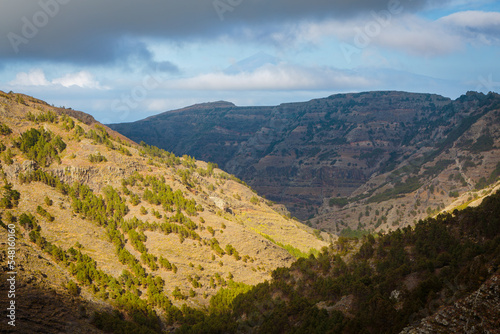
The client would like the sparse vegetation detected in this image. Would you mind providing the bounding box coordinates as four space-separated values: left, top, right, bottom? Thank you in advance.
36 205 55 221
250 196 259 205
260 232 319 259
27 110 58 123
44 196 53 206
1 148 14 165
475 162 500 189
367 177 422 204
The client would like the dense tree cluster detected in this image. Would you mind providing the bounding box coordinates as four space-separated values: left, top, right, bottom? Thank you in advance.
61 114 75 130
159 256 178 273
71 184 129 225
139 141 181 166
122 215 201 244
0 182 20 209
19 213 38 231
19 169 69 194
134 174 202 216
15 128 66 166
27 110 58 123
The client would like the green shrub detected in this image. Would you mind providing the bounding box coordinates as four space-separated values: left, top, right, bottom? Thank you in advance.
89 152 107 163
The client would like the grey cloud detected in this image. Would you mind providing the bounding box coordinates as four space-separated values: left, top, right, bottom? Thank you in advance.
0 0 437 64
152 61 180 74
438 11 500 44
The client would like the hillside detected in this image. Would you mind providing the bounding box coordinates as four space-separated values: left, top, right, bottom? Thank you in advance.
108 91 500 234
174 189 500 333
0 90 327 332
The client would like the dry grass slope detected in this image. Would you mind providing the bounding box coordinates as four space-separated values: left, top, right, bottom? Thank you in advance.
0 90 328 331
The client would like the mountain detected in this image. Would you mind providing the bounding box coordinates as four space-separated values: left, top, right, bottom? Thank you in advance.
223 51 280 74
108 91 500 235
0 90 327 333
1 89 499 333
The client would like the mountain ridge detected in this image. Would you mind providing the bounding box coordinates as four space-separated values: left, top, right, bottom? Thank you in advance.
108 90 500 235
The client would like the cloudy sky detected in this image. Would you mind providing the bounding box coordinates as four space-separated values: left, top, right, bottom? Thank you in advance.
1 0 499 123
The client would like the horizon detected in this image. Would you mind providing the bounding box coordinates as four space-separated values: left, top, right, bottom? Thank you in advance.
106 89 500 124
1 0 499 123
5 88 500 125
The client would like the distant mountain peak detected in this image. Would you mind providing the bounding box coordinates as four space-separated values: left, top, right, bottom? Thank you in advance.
140 101 236 120
192 100 236 108
168 100 236 113
224 51 280 74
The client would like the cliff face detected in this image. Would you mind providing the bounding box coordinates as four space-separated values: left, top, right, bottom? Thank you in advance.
109 91 500 228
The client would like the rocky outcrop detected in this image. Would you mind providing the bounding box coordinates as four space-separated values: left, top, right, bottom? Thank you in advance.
51 166 101 186
49 164 140 192
209 196 230 212
3 160 38 180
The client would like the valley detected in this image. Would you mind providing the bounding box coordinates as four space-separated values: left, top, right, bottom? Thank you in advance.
109 91 500 235
0 89 499 333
